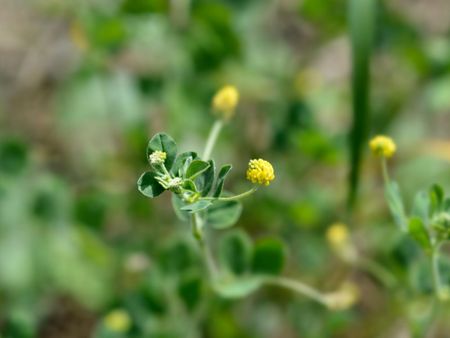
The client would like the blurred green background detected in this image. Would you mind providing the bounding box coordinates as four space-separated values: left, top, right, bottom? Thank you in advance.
1 0 450 337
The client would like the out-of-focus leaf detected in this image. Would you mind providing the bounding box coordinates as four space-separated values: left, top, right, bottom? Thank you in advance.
251 238 286 275
214 277 263 299
219 230 252 275
206 200 242 229
347 0 376 206
411 190 429 222
408 217 432 253
429 184 444 216
180 200 212 213
137 172 165 198
385 181 407 231
178 272 203 311
172 194 189 222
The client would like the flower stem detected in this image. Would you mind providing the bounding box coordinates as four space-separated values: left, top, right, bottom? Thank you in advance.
431 244 444 300
202 119 223 160
381 157 390 185
357 257 397 288
202 187 258 202
190 213 218 280
263 276 330 307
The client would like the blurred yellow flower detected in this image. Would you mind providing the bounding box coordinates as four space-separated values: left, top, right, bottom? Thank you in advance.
326 223 349 247
212 85 239 120
369 135 396 158
104 309 131 333
325 282 359 311
246 159 275 186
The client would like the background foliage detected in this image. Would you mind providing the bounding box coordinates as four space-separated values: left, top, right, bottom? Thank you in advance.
1 0 450 337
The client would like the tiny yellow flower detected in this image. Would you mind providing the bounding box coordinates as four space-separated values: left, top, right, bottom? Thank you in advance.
149 150 167 165
369 135 396 158
325 282 359 311
212 85 239 120
246 159 275 186
103 309 131 333
326 223 349 247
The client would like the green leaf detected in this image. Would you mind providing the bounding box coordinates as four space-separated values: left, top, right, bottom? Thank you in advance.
182 179 198 193
180 200 212 213
444 198 450 212
178 272 203 311
385 181 407 231
213 277 263 299
347 0 376 206
172 151 198 176
171 194 189 221
137 171 165 198
206 200 242 229
408 217 432 253
412 191 429 221
199 159 216 196
219 230 252 275
213 164 232 197
186 160 210 180
147 133 177 170
429 184 445 216
251 238 286 275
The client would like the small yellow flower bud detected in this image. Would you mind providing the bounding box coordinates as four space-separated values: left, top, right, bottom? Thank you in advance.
149 150 167 165
325 282 359 311
246 159 275 186
326 223 349 247
103 309 131 333
369 135 396 158
212 85 239 120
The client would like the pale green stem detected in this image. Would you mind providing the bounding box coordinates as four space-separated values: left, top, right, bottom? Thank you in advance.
263 276 330 306
357 257 397 288
431 243 444 300
191 213 218 280
202 187 258 202
202 119 223 160
381 157 390 185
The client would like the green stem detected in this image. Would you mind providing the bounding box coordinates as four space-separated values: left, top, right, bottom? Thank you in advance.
381 157 390 185
357 257 396 288
431 244 444 300
191 213 218 280
202 119 223 160
202 187 258 202
263 276 330 307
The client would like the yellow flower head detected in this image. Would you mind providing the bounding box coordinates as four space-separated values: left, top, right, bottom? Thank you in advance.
326 223 349 247
149 150 167 165
369 135 396 158
246 159 275 186
103 309 131 333
212 85 239 120
325 282 359 311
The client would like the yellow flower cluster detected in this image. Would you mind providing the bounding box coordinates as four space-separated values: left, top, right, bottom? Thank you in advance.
246 159 275 186
325 282 359 311
326 223 349 247
149 150 167 165
103 309 131 333
369 135 396 158
212 85 239 120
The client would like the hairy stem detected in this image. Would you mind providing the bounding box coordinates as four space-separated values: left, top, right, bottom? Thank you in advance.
191 213 218 280
202 119 223 160
263 276 330 306
431 244 444 300
203 187 258 202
